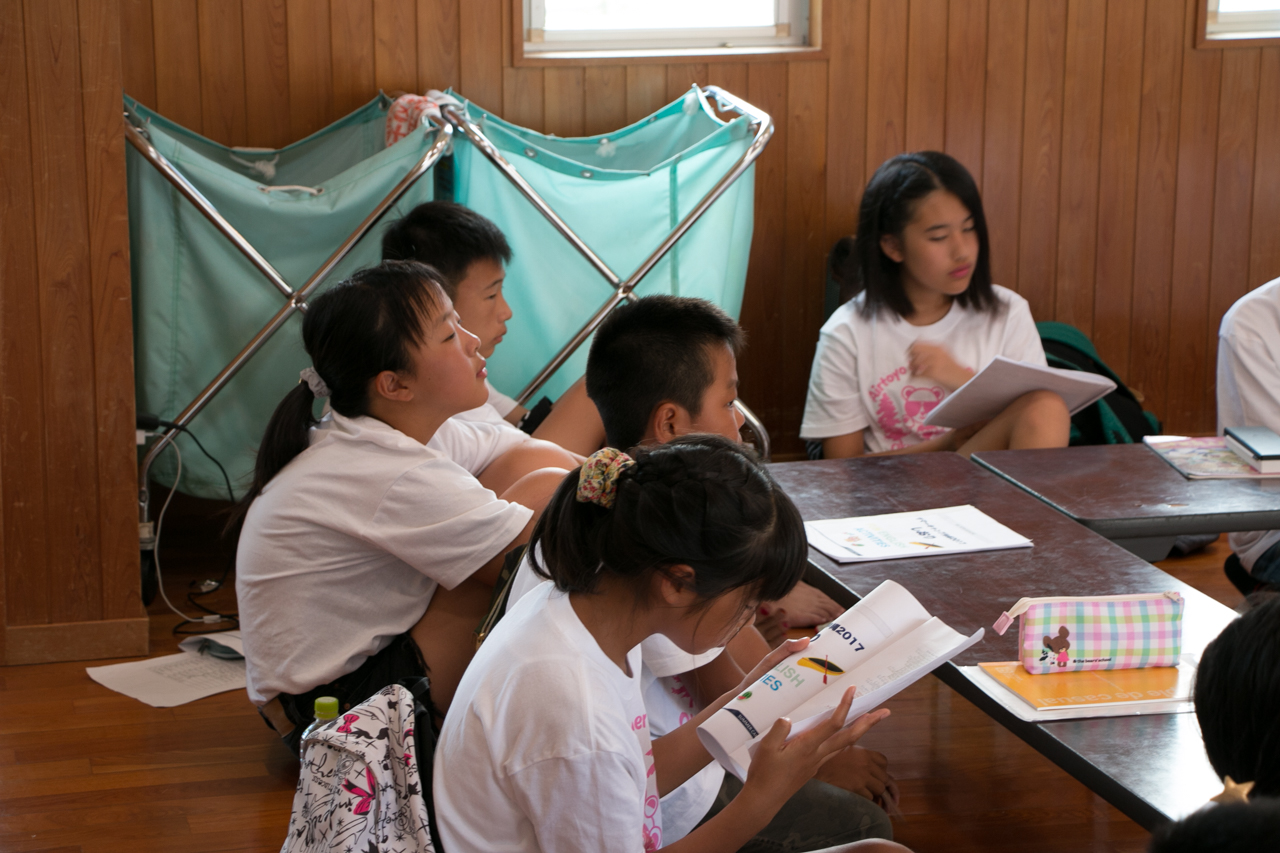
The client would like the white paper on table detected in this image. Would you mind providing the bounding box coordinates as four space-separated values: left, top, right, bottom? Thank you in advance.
923 356 1115 429
805 504 1032 563
87 631 246 708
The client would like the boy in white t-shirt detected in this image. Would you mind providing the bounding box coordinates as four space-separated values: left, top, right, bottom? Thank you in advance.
802 152 1068 458
234 262 571 753
504 296 896 846
1218 277 1280 590
383 201 605 458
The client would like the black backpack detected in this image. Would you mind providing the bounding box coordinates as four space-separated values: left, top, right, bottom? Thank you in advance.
1037 321 1160 445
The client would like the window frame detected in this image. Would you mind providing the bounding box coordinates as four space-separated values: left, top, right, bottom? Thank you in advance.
511 0 826 66
1197 0 1280 48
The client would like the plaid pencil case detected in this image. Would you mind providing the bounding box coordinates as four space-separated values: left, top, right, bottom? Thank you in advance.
992 592 1184 675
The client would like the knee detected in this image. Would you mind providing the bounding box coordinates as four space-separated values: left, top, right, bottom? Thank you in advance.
1015 389 1070 427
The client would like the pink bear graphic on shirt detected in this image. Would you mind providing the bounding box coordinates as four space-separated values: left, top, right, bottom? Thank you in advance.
902 385 944 424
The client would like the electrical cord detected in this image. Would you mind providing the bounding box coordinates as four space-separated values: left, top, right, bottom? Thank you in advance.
140 419 240 635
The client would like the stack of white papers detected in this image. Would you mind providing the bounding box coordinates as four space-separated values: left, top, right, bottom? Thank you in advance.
923 356 1115 429
86 630 246 708
805 505 1032 563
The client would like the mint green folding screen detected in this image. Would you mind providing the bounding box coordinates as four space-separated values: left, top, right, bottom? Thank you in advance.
127 95 448 504
446 86 772 429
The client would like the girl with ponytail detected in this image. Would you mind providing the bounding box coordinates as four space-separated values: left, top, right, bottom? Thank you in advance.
435 435 902 853
234 260 570 753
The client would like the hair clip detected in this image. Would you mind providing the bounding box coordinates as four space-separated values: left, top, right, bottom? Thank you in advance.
577 448 635 509
299 366 330 398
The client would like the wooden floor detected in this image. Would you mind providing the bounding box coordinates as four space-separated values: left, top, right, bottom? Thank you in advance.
0 496 1243 853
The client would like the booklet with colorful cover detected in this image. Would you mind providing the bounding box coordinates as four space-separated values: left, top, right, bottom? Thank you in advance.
922 356 1116 429
805 505 1032 563
1143 435 1280 480
697 580 983 780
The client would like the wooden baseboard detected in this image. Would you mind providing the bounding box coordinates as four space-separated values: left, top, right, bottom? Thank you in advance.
5 617 150 665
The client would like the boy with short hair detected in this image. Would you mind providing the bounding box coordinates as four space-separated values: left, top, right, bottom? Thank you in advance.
508 295 897 848
382 202 605 456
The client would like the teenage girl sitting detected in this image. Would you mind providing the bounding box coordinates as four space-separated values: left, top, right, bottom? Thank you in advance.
802 151 1069 459
234 261 569 753
435 435 906 853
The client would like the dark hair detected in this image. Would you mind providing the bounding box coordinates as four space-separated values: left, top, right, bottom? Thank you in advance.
1195 595 1280 798
836 151 996 320
530 435 805 609
586 296 745 450
234 260 447 516
1147 798 1280 853
381 201 512 298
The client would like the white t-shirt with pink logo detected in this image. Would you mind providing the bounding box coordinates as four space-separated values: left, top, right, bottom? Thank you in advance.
801 286 1045 453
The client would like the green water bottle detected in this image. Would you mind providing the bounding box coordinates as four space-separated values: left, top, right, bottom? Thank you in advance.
300 696 339 744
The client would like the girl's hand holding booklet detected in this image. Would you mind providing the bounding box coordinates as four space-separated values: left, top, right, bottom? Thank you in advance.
805 505 1032 563
697 581 982 780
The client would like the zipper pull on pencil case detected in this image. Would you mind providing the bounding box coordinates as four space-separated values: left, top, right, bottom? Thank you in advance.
992 592 1184 675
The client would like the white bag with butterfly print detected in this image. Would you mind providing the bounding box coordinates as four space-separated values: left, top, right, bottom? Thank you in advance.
282 684 438 853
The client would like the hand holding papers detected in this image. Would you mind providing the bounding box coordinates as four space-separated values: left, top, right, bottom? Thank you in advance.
923 356 1115 429
805 505 1032 563
697 581 983 780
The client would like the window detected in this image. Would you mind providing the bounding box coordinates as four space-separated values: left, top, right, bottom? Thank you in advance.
522 0 814 59
1202 0 1280 43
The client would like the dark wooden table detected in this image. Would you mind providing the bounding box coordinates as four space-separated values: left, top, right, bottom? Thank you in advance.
972 445 1280 560
768 453 1237 831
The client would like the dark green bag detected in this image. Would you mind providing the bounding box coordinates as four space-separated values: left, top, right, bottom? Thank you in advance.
1037 321 1160 445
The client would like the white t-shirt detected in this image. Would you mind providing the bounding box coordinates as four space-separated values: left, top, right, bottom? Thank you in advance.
801 285 1046 452
452 380 521 427
505 553 725 842
430 412 531 475
435 582 662 853
1218 277 1280 570
235 412 533 704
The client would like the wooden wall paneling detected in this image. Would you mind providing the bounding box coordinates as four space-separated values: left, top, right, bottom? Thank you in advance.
501 67 543 132
781 61 830 452
416 0 460 92
824 0 869 255
706 62 748 102
78 0 142 621
945 0 987 182
865 0 908 178
1165 0 1221 433
24 0 104 624
905 0 949 153
242 0 292 149
286 0 334 140
197 0 248 146
665 63 708 102
0 0 46 648
1015 0 1066 320
625 65 667 123
458 0 502 112
1127 0 1186 421
119 0 156 106
1053 0 1106 334
739 62 788 442
1249 47 1280 289
1091 0 1145 378
583 66 625 136
330 0 374 118
151 0 203 132
544 67 585 137
981 0 1028 291
1205 48 1260 424
374 0 418 94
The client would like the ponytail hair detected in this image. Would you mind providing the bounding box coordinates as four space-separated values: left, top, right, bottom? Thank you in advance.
849 150 995 320
530 434 806 607
232 260 447 521
1194 595 1280 798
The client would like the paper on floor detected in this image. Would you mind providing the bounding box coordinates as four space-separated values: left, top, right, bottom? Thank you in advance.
86 630 246 708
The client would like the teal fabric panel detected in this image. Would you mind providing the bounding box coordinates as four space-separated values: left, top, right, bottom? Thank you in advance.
127 95 436 499
452 87 756 404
